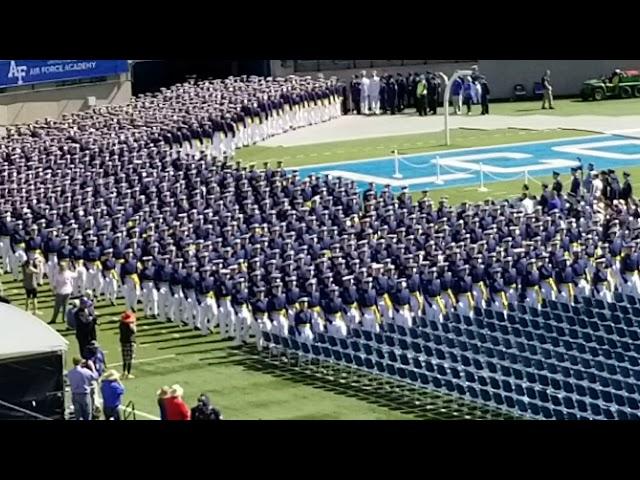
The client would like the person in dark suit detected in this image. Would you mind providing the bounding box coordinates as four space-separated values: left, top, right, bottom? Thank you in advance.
350 75 361 115
480 78 490 115
396 73 406 111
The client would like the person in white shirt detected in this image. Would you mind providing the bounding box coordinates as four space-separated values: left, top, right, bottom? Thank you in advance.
49 261 78 325
591 171 603 203
520 192 535 214
369 70 381 115
359 70 370 115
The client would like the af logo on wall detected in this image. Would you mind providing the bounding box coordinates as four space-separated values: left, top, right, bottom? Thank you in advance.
7 61 27 85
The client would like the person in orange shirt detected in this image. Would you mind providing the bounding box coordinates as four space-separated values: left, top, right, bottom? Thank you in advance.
164 384 191 420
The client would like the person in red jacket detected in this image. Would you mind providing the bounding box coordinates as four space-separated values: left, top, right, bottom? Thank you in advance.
164 384 191 420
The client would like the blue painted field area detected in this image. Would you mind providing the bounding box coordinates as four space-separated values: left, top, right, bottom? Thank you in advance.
294 134 640 193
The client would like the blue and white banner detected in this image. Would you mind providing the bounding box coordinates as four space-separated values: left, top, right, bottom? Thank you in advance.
0 60 130 88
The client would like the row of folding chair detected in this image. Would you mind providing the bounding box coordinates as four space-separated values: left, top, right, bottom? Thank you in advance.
268 331 639 420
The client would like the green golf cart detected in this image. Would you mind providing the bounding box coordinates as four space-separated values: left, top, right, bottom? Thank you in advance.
580 69 640 101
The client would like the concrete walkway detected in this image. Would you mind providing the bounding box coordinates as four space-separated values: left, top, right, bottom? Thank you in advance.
261 113 640 147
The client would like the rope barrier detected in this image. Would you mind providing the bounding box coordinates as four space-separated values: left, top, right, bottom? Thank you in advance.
438 163 477 175
483 171 527 182
398 157 433 169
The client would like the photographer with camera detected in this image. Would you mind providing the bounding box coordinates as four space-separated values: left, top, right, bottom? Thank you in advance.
67 356 99 421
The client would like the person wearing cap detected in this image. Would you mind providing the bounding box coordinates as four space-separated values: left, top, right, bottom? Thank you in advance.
196 266 218 335
452 266 474 317
251 286 270 351
75 296 98 357
120 249 141 313
358 276 381 333
49 260 78 324
538 255 558 301
323 285 347 337
620 171 633 204
305 279 325 334
139 256 158 319
9 220 27 282
232 277 253 345
522 258 542 308
100 370 125 420
421 267 444 322
592 257 614 303
555 256 576 304
372 264 393 323
165 384 191 421
119 311 137 379
0 212 14 275
487 267 509 312
70 235 88 296
285 276 301 326
340 275 361 330
469 256 488 309
618 243 640 295
551 171 563 196
294 297 314 344
571 248 590 297
391 278 413 327
267 281 288 338
67 356 99 421
43 228 61 288
215 269 236 339
180 262 200 327
84 237 104 299
190 393 223 421
21 255 40 316
168 259 185 324
153 255 173 322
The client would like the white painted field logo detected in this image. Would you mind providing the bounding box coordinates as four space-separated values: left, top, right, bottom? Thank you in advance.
7 61 27 85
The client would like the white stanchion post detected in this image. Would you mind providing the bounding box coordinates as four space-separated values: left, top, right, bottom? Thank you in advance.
434 156 444 185
478 162 488 192
524 169 529 186
392 150 403 179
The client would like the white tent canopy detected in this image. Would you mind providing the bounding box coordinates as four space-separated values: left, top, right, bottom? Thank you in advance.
0 304 68 361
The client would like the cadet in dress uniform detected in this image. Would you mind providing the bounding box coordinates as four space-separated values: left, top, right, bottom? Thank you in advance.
196 266 217 334
340 275 361 330
618 243 640 296
323 284 347 337
251 286 270 350
101 248 120 305
294 297 314 344
267 281 288 337
421 267 445 322
453 265 474 317
154 255 173 322
488 267 509 312
469 255 488 308
522 259 542 308
392 278 413 327
120 248 141 312
358 276 380 333
140 256 158 318
555 256 575 304
232 277 253 345
537 253 558 301
216 268 236 339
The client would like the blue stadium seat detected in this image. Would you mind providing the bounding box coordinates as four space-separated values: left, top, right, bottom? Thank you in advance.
410 341 422 356
362 330 373 343
374 333 385 345
353 353 365 369
423 359 436 373
387 350 399 364
589 402 603 419
479 388 492 403
460 353 472 368
321 345 333 360
384 362 396 378
434 347 446 361
627 296 638 307
618 365 631 379
362 343 374 357
398 338 410 351
421 331 432 344
432 333 444 346
386 323 397 335
476 332 488 344
444 336 456 350
575 399 589 415
396 325 408 338
539 405 554 419
396 366 408 382
430 375 443 389
515 399 528 416
407 368 419 385
464 370 476 384
364 356 376 372
384 334 396 349
613 291 624 304
342 351 354 366
374 359 386 375
418 372 430 387
418 317 429 329
477 374 489 388
501 378 514 394
408 327 420 340
352 328 363 340
338 338 350 352
422 344 434 357
374 347 386 361
455 338 469 352
442 379 455 393
618 304 631 316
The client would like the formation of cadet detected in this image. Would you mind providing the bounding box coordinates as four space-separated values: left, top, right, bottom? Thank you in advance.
348 71 441 116
2 72 640 350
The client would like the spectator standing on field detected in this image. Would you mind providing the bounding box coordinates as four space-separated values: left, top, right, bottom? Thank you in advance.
462 77 474 115
22 257 40 315
67 356 98 421
450 76 463 114
157 386 171 420
541 70 554 109
75 297 98 357
480 78 491 115
49 261 77 325
119 311 137 379
416 75 428 116
101 370 125 420
165 384 191 420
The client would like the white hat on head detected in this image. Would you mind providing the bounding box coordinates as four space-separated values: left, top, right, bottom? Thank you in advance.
170 384 184 397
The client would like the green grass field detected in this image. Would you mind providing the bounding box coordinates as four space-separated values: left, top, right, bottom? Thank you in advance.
3 124 629 420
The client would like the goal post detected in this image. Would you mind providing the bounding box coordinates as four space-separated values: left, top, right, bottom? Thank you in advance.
443 69 473 146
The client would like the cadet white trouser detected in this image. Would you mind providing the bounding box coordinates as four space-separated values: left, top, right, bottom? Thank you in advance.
593 284 613 304
197 296 218 333
218 298 236 338
471 284 487 308
234 304 253 345
558 284 576 304
409 291 425 317
181 289 197 326
0 237 11 273
270 312 288 338
425 297 444 323
574 278 590 298
457 294 474 317
622 273 640 296
212 132 223 159
33 254 46 286
254 313 271 351
73 263 87 296
344 304 362 330
491 295 508 313
310 307 325 334
157 284 171 322
327 314 348 338
169 287 184 323
394 305 413 328
296 325 314 344
377 295 394 323
525 287 541 309
9 247 26 281
102 272 119 304
141 281 158 317
46 254 58 284
361 307 380 334
505 285 519 304
360 96 370 115
86 265 103 297
540 280 557 301
370 95 380 114
122 277 140 312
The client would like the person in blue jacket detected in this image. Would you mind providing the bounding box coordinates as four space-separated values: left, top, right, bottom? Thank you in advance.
100 370 125 420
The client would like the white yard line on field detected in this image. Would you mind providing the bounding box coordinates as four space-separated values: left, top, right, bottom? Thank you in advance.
111 354 176 367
